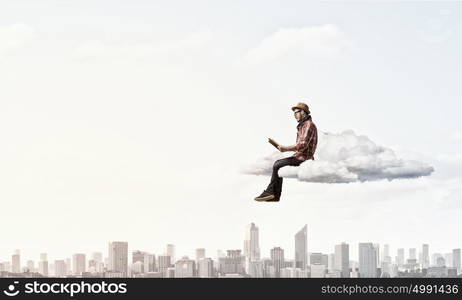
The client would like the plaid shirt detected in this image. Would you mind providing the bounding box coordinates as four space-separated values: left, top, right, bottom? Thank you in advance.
293 119 318 161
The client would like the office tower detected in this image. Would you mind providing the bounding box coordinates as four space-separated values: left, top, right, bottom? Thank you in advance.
373 244 380 267
92 252 103 273
295 225 308 270
66 258 72 275
132 250 145 273
218 250 245 275
12 249 20 273
196 248 206 263
248 260 264 278
145 253 156 273
72 254 86 275
270 247 285 278
453 249 461 274
409 248 416 260
174 256 196 278
158 255 172 277
244 223 261 262
108 241 128 276
310 264 327 278
310 253 328 266
54 260 66 277
335 242 350 278
432 253 443 266
422 244 430 269
328 254 335 272
359 243 377 278
444 253 453 267
39 253 48 276
26 260 35 272
198 258 214 278
397 248 405 266
166 244 176 263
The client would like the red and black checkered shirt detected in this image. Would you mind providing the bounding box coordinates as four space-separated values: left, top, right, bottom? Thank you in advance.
293 119 318 161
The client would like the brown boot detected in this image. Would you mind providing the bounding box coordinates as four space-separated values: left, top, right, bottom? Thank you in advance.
254 190 275 202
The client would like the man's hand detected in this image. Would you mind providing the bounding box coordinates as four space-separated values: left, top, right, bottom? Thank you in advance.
277 145 287 152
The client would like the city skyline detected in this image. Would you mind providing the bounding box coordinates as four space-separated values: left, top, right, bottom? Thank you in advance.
1 223 461 278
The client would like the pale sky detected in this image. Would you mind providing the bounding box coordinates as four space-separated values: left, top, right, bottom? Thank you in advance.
1 0 461 264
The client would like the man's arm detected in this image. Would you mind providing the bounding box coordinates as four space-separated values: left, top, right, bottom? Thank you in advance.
279 123 310 152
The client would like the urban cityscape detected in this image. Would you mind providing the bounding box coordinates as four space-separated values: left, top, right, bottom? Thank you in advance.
1 223 461 278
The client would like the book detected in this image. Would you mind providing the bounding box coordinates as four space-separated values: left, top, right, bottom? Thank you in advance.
268 138 280 149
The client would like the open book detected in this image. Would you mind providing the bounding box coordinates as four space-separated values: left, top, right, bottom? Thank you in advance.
268 138 280 149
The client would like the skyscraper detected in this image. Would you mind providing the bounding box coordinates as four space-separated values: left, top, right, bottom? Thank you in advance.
54 260 66 277
335 242 350 278
359 243 377 278
218 250 245 275
166 244 176 263
174 256 195 278
453 249 461 274
397 248 405 266
11 250 20 273
422 244 430 269
158 255 172 277
295 225 307 270
108 241 128 276
195 248 206 263
270 247 285 278
244 223 260 262
198 258 214 278
72 254 86 275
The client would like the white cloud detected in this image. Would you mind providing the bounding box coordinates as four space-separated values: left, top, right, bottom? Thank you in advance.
235 24 351 67
242 130 434 183
74 29 213 62
0 23 37 57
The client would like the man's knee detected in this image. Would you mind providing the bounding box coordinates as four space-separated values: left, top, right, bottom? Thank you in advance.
273 159 287 170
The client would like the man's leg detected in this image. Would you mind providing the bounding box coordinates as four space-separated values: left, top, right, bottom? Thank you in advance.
265 157 304 200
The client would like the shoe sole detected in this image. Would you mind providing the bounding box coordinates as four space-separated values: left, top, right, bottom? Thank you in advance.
254 195 276 201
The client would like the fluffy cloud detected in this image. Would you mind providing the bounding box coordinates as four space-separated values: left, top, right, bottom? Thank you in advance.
235 24 351 67
242 130 434 183
0 23 37 57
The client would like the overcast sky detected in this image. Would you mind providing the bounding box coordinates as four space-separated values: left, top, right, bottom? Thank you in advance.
1 0 461 264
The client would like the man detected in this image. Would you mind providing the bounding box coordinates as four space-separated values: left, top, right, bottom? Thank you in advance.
254 102 318 202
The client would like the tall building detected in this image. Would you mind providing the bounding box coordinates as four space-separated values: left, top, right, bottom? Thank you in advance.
397 248 405 266
91 252 103 273
54 260 66 277
12 249 20 273
244 223 260 262
295 225 307 270
409 248 416 260
422 244 430 269
359 243 377 278
166 244 176 263
174 256 195 278
270 247 285 278
39 253 48 276
453 249 461 274
26 260 35 272
72 254 86 275
198 258 214 278
195 248 206 263
158 255 172 277
218 250 245 275
132 250 145 273
335 243 350 278
108 241 128 276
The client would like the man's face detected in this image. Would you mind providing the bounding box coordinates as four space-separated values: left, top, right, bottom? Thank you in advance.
293 109 303 122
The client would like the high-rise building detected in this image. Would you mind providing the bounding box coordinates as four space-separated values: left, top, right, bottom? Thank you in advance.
244 223 260 262
453 249 461 274
359 243 377 278
218 250 245 275
39 253 48 276
166 244 176 263
295 225 307 270
158 255 172 277
12 250 20 273
108 241 128 276
54 260 66 277
72 254 86 275
270 247 285 278
409 248 416 260
397 248 405 266
26 260 35 272
196 248 206 263
198 258 214 278
422 244 430 269
91 252 103 273
174 256 195 278
335 243 350 278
